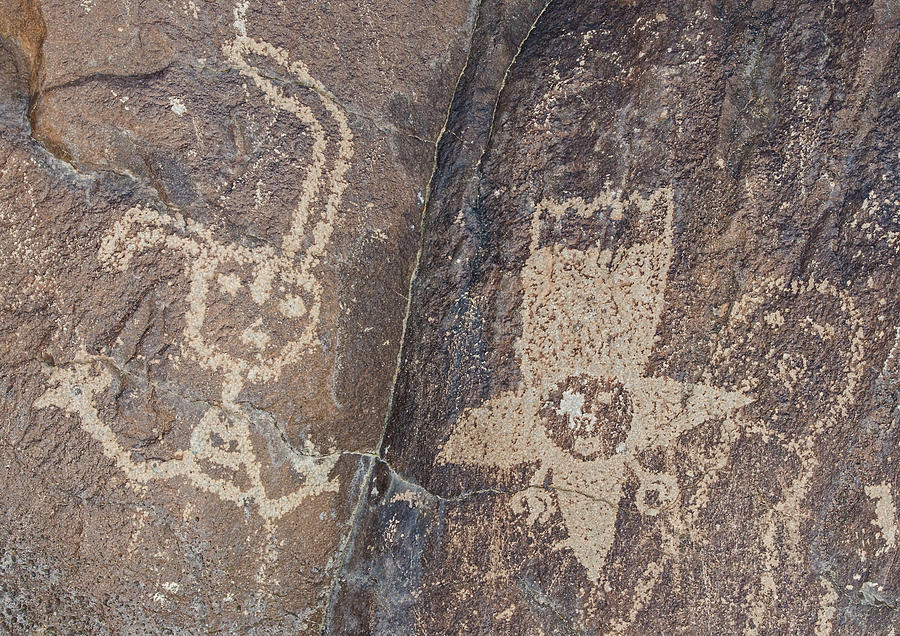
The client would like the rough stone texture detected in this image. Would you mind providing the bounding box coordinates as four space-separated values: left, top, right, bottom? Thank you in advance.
2 0 900 634
0 0 473 631
332 0 900 634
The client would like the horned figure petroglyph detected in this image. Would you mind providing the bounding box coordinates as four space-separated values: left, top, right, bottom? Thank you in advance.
438 187 754 582
35 1 353 524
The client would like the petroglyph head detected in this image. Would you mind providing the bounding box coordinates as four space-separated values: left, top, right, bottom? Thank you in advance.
98 14 353 399
99 205 326 400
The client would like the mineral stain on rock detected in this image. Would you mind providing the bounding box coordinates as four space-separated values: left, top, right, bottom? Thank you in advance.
2 0 900 633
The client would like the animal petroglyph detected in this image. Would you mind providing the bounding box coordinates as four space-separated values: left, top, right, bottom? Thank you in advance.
438 187 754 582
35 1 353 524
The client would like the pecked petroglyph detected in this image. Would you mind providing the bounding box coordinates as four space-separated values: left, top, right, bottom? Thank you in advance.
866 482 898 555
438 186 754 582
35 1 353 526
714 275 867 635
34 353 340 521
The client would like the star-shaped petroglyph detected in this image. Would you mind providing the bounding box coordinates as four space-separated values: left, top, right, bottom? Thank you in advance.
438 186 753 581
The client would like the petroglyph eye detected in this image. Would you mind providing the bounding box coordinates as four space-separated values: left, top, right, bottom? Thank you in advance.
240 317 271 350
191 408 246 472
218 272 241 295
278 294 306 318
635 474 678 517
539 374 633 461
197 254 316 366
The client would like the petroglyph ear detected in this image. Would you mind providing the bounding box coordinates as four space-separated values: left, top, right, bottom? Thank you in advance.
520 187 676 378
711 276 866 429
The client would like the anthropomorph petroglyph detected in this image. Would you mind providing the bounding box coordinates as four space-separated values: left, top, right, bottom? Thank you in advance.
438 186 754 582
35 1 352 525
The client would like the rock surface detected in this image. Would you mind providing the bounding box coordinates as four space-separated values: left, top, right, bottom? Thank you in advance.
1 0 900 633
0 0 472 630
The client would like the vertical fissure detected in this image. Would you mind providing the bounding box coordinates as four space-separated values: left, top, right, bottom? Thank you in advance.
318 1 486 629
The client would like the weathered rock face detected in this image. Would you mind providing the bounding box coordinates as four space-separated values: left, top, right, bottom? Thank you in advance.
0 0 473 631
330 0 900 633
2 0 900 633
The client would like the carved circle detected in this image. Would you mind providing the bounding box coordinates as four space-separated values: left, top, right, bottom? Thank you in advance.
539 373 632 461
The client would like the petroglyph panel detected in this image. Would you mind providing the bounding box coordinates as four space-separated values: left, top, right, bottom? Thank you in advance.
3 0 900 631
0 0 473 630
438 187 753 581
